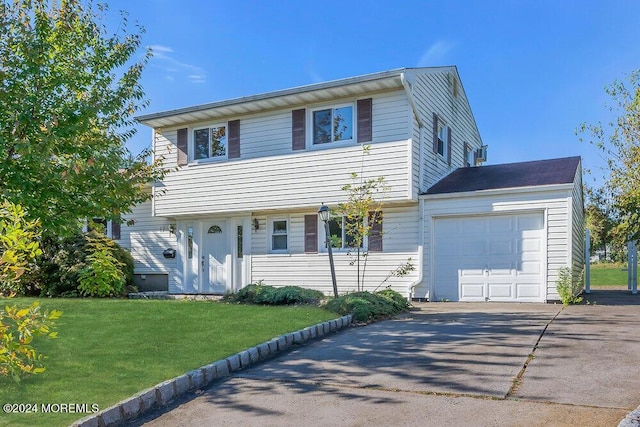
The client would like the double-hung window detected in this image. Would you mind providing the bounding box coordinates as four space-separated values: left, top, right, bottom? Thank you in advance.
312 104 353 145
326 216 363 250
270 219 289 252
193 125 227 160
437 122 448 158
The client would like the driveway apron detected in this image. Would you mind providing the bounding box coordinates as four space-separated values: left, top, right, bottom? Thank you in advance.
132 301 637 427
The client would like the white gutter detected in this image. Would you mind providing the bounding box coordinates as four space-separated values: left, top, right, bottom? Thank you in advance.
407 197 425 301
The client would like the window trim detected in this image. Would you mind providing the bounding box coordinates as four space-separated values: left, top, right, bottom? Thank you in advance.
269 217 289 253
320 215 366 252
436 121 449 158
308 102 355 148
191 123 229 163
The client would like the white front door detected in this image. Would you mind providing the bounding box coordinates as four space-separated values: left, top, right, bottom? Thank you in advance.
202 222 230 293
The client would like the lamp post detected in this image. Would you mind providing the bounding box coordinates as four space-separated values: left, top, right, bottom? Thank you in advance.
318 204 338 298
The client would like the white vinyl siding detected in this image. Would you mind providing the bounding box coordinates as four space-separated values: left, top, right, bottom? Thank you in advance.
154 140 411 217
405 69 483 194
421 186 577 302
250 206 420 296
117 194 177 287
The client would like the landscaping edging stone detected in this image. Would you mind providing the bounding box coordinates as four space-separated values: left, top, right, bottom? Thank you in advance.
71 314 353 427
619 405 640 427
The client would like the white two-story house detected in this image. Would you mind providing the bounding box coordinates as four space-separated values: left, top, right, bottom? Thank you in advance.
125 66 583 302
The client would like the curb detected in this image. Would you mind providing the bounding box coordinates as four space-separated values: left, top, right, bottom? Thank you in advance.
619 405 640 427
71 314 353 427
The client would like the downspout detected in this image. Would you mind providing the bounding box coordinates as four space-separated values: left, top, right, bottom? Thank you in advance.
401 73 425 301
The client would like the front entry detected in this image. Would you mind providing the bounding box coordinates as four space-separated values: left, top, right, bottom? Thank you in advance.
178 218 248 294
202 222 229 293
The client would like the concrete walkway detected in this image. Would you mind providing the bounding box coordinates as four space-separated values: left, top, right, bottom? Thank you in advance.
126 289 640 427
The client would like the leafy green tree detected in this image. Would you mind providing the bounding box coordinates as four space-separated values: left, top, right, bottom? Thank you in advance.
578 70 640 242
0 0 164 237
585 187 620 261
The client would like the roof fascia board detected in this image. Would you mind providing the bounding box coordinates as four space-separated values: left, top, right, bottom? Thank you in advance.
136 68 409 126
421 182 575 200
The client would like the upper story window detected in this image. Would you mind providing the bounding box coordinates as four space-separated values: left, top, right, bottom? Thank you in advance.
312 104 353 145
437 122 449 158
193 125 227 160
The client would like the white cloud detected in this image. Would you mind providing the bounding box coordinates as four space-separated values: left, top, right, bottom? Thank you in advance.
148 45 206 84
417 40 455 67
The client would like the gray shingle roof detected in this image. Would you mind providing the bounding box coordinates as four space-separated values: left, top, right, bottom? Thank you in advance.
424 156 581 195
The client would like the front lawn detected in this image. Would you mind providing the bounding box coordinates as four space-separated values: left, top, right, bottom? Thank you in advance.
0 298 336 427
589 263 634 287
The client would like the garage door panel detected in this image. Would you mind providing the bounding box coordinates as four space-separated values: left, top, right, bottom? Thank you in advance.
488 216 513 232
488 284 513 299
518 214 544 230
460 283 485 299
434 213 545 302
488 240 513 255
519 261 541 274
516 284 542 299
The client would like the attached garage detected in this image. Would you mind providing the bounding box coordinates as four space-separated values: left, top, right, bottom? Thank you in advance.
417 157 584 303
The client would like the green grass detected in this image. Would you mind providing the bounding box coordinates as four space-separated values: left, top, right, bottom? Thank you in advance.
589 262 636 286
0 298 336 427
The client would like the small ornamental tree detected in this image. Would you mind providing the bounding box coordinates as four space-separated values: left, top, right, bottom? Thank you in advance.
338 145 389 291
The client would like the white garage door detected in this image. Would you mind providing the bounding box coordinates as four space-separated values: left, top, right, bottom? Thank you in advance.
433 213 545 302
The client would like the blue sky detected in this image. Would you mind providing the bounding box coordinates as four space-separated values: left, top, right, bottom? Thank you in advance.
108 0 640 187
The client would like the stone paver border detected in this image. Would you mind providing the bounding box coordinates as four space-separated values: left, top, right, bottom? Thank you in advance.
71 314 353 427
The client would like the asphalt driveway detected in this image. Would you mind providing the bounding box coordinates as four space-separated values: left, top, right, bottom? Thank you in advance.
132 290 640 427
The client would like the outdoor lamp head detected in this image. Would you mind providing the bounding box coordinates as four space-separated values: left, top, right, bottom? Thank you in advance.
318 204 330 222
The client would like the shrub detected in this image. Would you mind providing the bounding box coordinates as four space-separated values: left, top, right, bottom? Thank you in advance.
0 301 62 382
0 200 42 296
556 266 584 306
33 230 134 297
226 283 325 305
78 248 126 297
324 290 410 322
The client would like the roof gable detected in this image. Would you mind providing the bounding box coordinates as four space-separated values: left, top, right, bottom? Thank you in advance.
424 157 581 195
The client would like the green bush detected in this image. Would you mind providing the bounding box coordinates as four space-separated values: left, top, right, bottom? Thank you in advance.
0 301 62 382
34 231 134 297
556 266 584 306
226 283 325 305
324 290 410 322
0 200 42 296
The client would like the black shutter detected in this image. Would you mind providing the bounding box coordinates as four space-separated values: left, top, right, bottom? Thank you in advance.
228 119 240 159
368 211 383 252
304 215 318 253
447 127 452 166
357 98 372 143
177 128 188 166
432 113 438 154
463 143 469 167
292 109 306 151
